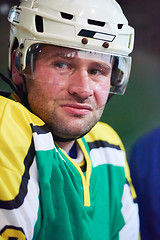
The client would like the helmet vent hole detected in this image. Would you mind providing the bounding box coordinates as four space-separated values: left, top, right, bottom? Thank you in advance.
35 15 44 33
118 24 123 29
88 19 105 27
61 12 73 20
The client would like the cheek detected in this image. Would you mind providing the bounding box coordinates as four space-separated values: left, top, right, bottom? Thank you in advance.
27 85 50 121
96 93 109 108
26 80 47 112
93 77 110 108
27 77 63 100
94 87 110 109
34 65 61 85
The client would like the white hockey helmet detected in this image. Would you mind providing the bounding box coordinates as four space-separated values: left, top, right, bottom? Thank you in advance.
8 0 134 95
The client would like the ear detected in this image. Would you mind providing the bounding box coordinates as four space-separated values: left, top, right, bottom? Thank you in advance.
12 50 23 86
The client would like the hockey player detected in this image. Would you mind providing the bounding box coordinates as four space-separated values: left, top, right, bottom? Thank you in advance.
0 0 139 239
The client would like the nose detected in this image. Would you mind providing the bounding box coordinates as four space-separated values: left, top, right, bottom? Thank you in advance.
68 69 93 99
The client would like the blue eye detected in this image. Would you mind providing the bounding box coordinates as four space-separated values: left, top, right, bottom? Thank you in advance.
55 62 70 69
89 64 112 78
89 69 102 75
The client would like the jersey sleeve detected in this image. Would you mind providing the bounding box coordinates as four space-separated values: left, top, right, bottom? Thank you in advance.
109 128 140 240
118 173 140 240
104 124 140 240
0 96 44 240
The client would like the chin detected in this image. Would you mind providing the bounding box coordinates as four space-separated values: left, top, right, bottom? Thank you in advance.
47 114 99 139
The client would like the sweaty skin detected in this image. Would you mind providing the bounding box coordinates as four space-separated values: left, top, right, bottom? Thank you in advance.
25 45 111 151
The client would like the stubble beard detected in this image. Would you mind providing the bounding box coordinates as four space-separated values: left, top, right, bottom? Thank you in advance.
45 105 105 140
27 85 106 141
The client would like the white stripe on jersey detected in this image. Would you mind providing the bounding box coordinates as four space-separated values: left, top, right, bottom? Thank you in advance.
0 158 39 240
90 147 125 168
119 183 139 240
33 132 55 151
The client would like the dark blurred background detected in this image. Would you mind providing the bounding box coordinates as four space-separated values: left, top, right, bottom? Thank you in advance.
0 0 160 157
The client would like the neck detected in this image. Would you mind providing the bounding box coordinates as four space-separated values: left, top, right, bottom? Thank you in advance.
56 140 75 153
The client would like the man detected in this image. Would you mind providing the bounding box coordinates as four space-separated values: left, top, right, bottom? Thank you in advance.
130 127 160 240
0 0 139 239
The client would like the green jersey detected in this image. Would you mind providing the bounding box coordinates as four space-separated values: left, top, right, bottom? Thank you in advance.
0 96 139 240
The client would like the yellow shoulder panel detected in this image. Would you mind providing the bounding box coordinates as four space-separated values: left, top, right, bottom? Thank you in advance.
85 122 124 148
0 96 44 201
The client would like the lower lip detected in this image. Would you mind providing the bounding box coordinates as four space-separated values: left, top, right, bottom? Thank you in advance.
61 106 92 116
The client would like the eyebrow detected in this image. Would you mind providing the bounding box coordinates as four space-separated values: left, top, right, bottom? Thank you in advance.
90 61 112 70
42 50 112 68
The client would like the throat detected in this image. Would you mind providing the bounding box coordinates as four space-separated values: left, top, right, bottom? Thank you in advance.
55 139 75 154
68 142 86 172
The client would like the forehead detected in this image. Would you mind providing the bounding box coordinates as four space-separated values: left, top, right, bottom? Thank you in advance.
37 45 112 63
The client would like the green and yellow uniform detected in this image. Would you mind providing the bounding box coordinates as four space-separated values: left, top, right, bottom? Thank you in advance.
0 96 139 240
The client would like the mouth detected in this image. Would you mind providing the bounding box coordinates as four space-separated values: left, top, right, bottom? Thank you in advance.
61 103 93 116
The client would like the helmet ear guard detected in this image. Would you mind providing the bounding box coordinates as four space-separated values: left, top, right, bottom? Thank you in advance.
111 57 124 90
15 55 21 71
107 57 125 102
110 54 131 95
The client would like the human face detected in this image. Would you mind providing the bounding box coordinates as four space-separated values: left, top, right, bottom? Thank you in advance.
26 45 112 140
